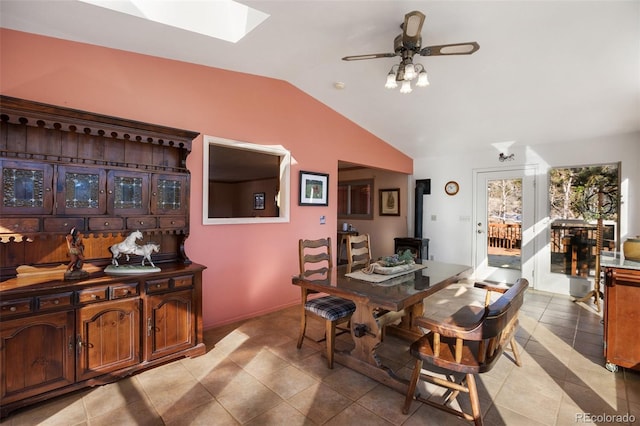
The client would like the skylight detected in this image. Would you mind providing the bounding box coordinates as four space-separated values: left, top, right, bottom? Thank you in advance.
79 0 269 43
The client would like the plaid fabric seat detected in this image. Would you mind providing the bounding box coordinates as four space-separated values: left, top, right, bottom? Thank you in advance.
305 296 356 322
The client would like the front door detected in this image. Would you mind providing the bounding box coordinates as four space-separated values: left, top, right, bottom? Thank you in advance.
474 167 536 285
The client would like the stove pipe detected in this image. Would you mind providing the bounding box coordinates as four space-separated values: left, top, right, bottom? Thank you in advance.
414 179 431 238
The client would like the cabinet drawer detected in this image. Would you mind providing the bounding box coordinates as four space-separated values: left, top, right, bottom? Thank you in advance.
77 286 109 304
127 216 156 230
159 217 186 229
146 279 170 294
43 217 85 232
0 298 33 317
172 275 193 289
37 292 74 311
0 218 39 233
111 283 139 299
88 217 124 231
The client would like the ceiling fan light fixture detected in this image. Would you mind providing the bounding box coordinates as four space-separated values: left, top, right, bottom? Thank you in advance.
416 68 429 87
404 63 416 80
400 80 412 94
385 71 398 89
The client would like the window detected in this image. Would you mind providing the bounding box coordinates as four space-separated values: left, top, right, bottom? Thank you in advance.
203 135 290 225
338 179 373 220
548 163 619 276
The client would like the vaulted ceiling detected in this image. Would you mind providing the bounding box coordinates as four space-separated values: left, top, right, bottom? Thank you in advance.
2 1 639 159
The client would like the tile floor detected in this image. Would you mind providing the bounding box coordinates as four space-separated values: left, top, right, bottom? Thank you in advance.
3 288 640 425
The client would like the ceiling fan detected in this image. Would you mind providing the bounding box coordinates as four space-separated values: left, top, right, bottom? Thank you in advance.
342 11 479 91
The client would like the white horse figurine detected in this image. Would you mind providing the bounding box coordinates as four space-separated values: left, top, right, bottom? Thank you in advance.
132 243 160 267
110 230 143 266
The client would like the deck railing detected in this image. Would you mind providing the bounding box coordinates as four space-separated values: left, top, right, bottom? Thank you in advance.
488 223 521 249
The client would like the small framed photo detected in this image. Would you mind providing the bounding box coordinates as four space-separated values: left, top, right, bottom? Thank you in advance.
379 188 400 216
299 171 329 206
253 192 265 210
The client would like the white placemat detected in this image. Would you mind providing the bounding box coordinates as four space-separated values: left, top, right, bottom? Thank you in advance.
345 263 427 283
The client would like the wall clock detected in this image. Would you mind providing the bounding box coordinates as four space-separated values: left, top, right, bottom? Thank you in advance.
445 181 459 196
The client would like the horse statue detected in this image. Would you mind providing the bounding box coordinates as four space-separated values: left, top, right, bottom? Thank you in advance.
132 242 160 267
110 230 143 266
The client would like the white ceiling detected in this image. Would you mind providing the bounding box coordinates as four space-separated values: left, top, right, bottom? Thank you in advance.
2 0 639 159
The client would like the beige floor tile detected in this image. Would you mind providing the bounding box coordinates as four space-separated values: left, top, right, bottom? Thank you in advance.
215 372 283 423
83 377 147 419
322 364 379 400
260 364 318 399
7 393 87 426
164 399 239 426
323 402 393 426
146 381 215 424
357 384 418 423
493 378 561 425
244 401 314 426
287 383 352 424
85 398 162 426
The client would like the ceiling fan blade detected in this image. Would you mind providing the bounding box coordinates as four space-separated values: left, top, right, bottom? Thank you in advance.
402 10 425 48
419 42 480 56
342 52 397 61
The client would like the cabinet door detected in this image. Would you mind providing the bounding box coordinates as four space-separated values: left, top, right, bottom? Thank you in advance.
0 311 75 404
56 165 107 215
0 160 53 215
145 290 195 360
107 170 149 215
151 174 187 215
76 298 140 381
604 268 640 370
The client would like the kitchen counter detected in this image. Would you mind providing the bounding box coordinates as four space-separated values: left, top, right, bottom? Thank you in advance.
600 252 640 271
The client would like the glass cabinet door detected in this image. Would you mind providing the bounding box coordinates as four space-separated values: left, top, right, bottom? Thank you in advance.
0 160 53 215
151 174 187 215
107 171 150 215
56 166 107 215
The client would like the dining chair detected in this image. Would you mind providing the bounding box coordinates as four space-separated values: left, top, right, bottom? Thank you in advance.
297 237 356 369
345 233 372 273
402 278 529 425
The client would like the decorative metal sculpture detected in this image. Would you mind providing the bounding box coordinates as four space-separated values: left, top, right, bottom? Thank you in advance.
105 230 161 274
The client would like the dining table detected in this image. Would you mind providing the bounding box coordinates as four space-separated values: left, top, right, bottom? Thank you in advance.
292 259 471 393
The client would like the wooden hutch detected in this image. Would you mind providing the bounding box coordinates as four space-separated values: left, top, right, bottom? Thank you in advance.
0 96 206 418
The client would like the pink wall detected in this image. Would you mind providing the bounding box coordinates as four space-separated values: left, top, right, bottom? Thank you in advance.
1 29 413 328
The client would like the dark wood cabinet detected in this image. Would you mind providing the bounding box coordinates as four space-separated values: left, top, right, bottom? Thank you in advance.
604 265 640 372
0 96 206 418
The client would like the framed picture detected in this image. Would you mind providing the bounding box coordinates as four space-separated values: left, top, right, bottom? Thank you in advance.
253 192 265 210
379 188 400 216
299 171 329 206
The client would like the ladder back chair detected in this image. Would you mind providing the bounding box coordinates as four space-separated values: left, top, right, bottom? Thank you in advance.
402 278 529 425
345 233 372 273
297 237 356 369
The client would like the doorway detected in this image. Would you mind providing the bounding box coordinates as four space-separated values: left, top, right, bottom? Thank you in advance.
474 167 536 285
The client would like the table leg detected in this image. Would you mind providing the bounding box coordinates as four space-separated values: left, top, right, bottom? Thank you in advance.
348 302 384 366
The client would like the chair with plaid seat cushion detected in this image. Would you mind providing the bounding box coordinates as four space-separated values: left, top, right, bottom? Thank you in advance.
297 237 356 369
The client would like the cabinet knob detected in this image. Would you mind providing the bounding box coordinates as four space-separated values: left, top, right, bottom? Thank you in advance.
46 187 51 192
140 221 144 225
171 221 175 225
152 192 157 196
156 284 161 288
104 222 109 226
53 299 60 305
91 294 98 300
63 223 68 227
108 190 113 194
10 306 16 312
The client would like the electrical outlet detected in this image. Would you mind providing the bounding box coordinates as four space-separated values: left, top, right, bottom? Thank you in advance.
431 215 437 221
320 215 326 224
